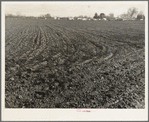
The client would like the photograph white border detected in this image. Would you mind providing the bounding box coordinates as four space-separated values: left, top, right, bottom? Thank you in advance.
1 1 148 121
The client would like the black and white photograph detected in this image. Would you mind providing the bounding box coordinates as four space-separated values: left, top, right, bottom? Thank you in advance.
1 1 148 121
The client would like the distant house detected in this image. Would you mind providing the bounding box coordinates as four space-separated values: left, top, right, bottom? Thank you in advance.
69 17 74 20
103 18 107 21
82 18 87 21
93 18 97 21
54 17 57 20
77 18 82 20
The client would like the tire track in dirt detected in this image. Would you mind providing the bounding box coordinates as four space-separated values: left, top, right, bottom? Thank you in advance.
47 22 110 63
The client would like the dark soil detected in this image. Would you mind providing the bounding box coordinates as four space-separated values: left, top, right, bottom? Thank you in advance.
5 19 145 108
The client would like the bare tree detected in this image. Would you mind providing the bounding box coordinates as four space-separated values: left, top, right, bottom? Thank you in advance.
127 7 138 18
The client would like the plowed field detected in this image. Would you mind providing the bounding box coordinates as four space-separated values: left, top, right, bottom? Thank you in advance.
5 19 145 108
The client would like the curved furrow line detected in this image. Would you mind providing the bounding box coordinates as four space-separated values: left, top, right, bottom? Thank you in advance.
55 23 109 58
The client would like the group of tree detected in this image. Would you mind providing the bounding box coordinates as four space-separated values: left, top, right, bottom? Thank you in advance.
6 7 145 21
5 13 52 19
38 14 51 19
136 11 145 20
119 7 145 20
93 12 115 20
93 13 106 19
93 7 145 20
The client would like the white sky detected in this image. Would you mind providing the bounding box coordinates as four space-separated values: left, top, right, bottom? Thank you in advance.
3 1 147 17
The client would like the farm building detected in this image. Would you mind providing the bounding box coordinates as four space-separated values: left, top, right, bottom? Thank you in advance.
103 18 107 21
77 18 82 20
93 19 97 21
69 17 74 20
54 17 57 20
82 18 87 21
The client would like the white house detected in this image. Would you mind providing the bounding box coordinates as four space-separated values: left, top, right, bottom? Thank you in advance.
77 18 82 20
103 18 107 21
93 19 97 21
69 17 74 20
54 17 57 20
82 18 87 21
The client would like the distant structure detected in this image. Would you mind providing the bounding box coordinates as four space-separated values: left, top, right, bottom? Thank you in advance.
77 18 82 20
82 18 87 21
103 18 107 21
5 8 145 22
68 17 74 20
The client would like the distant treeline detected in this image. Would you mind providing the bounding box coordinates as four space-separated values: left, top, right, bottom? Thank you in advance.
6 7 145 20
5 14 53 19
93 7 145 20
